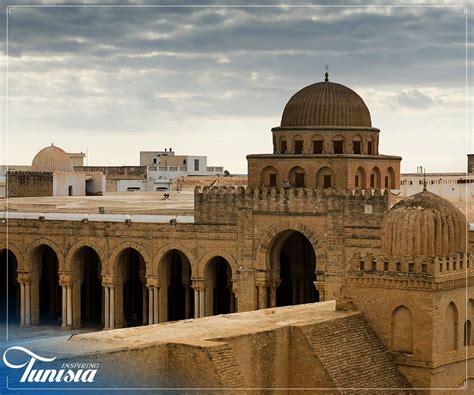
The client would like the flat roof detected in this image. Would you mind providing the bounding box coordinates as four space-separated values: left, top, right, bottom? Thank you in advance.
0 191 194 215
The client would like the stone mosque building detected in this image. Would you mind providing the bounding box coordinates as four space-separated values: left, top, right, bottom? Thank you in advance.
1 74 473 392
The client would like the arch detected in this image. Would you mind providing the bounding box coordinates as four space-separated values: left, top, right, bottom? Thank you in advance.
0 242 23 268
391 305 413 353
288 166 306 188
203 256 236 315
292 134 304 154
370 166 382 189
30 244 62 325
70 246 103 328
332 134 345 154
351 135 362 154
68 185 73 196
385 167 396 189
25 238 64 272
198 250 237 279
354 166 367 188
464 320 472 346
152 243 195 278
114 247 147 328
268 230 318 307
316 166 336 189
158 248 194 322
109 241 151 276
0 249 20 324
311 134 324 154
261 166 279 188
256 222 320 271
445 302 459 351
65 240 107 273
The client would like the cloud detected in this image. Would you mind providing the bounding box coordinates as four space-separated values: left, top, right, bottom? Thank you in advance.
396 89 439 110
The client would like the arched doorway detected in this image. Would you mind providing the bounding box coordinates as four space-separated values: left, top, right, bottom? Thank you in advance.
33 245 61 325
0 249 19 324
116 248 147 328
160 249 193 322
71 247 102 328
269 230 318 307
204 257 235 316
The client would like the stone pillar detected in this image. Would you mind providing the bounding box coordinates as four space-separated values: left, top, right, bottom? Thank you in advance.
269 280 280 308
154 287 159 324
61 285 67 328
142 285 148 325
18 273 32 326
194 289 199 318
199 289 205 318
66 285 73 327
109 286 115 329
256 281 269 310
59 275 73 330
148 286 154 325
191 278 205 318
104 286 110 329
231 282 238 313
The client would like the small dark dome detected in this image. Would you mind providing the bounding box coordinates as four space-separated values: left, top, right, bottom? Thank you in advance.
281 82 372 128
382 191 467 257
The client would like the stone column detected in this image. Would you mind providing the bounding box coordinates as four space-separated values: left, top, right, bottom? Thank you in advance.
256 281 269 310
142 285 148 325
59 275 73 330
269 280 280 308
24 282 31 325
199 289 205 318
66 285 73 327
193 288 199 318
191 278 205 318
148 286 154 325
104 286 110 329
109 286 115 329
61 285 67 328
20 282 25 325
153 287 159 324
18 273 32 326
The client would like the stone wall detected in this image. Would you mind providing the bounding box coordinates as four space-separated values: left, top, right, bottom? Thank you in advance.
7 171 53 197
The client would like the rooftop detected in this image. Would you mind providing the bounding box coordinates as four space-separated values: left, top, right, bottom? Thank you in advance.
1 191 194 216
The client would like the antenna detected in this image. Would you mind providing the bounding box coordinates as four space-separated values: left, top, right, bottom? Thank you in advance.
324 64 329 82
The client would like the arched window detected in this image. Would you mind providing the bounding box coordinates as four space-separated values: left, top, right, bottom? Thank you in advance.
445 302 459 351
68 185 73 196
288 166 306 188
279 136 287 154
316 167 336 189
464 320 472 346
332 135 345 154
391 305 413 353
354 166 367 188
261 166 279 187
385 167 396 189
367 135 375 155
352 135 362 154
370 167 381 188
292 134 304 154
312 135 324 154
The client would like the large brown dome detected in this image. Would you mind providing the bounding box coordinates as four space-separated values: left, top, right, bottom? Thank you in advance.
31 144 73 172
381 191 467 258
281 81 372 127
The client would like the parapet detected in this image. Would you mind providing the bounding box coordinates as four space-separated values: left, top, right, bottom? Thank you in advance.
194 186 389 224
347 252 473 290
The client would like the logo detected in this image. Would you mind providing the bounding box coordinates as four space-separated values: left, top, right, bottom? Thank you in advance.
3 346 99 384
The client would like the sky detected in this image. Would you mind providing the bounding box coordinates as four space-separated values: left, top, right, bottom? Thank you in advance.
0 0 472 174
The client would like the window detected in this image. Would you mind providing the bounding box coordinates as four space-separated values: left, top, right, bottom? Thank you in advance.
183 159 187 165
294 140 303 154
281 140 287 154
370 174 375 188
269 173 277 187
385 176 389 188
153 158 157 164
368 141 373 155
194 159 199 171
465 320 472 346
355 175 360 188
313 140 323 154
333 141 343 154
323 175 332 188
295 173 305 187
353 141 361 154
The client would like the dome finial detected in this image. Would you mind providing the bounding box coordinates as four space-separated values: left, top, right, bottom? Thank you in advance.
324 64 329 82
422 168 427 192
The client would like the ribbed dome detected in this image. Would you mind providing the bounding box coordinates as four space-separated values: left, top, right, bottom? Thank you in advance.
382 191 466 258
281 82 372 127
31 145 73 172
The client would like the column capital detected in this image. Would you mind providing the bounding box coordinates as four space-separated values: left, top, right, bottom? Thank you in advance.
146 276 159 288
270 280 281 289
255 280 271 288
191 277 205 291
58 272 72 285
17 272 32 283
102 275 115 286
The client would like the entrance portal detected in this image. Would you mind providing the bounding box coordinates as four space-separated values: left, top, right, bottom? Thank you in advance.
270 231 318 307
36 246 61 324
